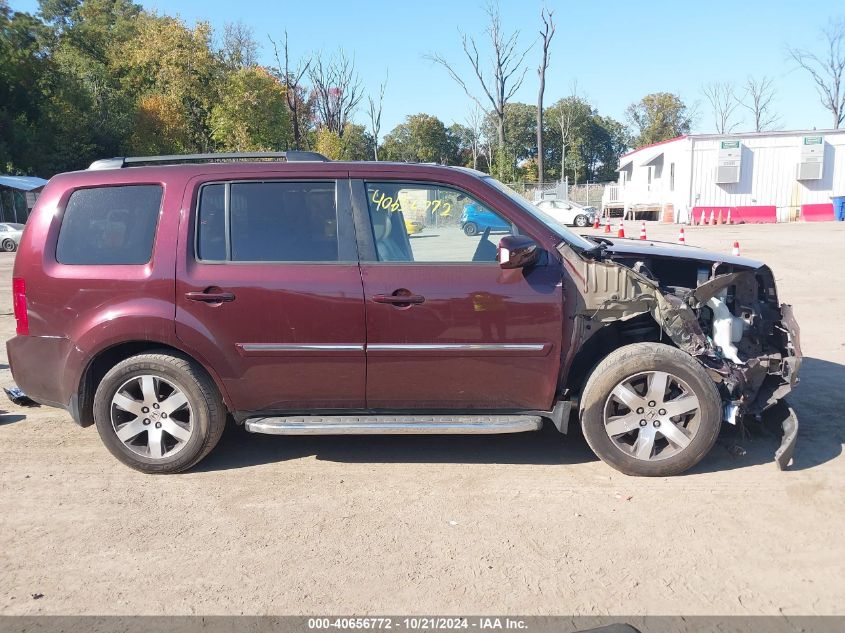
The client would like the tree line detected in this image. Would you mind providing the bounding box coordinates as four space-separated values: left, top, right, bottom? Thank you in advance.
2 0 842 181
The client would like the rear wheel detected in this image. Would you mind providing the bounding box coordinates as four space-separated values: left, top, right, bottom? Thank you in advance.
463 222 479 236
93 352 226 474
579 342 722 476
574 214 589 228
2 239 16 252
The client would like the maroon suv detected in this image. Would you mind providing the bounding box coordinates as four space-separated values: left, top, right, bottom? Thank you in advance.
7 152 801 475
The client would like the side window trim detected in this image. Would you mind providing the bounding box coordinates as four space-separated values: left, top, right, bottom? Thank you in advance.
350 179 376 262
193 178 356 264
223 182 232 261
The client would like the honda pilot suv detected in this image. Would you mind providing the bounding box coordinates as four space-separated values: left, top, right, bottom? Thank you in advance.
7 152 801 475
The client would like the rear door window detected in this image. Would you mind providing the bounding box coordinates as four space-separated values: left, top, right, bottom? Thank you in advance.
56 185 163 265
196 181 339 262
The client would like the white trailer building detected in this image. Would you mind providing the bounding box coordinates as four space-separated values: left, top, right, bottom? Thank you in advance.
602 129 845 223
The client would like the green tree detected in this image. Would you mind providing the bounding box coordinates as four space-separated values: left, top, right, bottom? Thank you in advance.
1 0 143 174
0 3 51 172
339 123 375 161
483 102 537 166
314 128 343 160
586 115 629 181
545 96 591 182
114 12 222 154
447 123 476 168
625 92 692 148
381 114 453 164
210 67 291 151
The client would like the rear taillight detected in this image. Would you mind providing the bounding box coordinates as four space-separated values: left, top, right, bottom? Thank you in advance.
12 277 29 335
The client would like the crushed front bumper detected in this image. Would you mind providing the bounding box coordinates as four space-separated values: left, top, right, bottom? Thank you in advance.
769 304 802 470
772 400 799 470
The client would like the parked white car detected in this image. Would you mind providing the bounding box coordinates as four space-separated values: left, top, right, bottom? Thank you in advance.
0 223 24 252
534 199 596 228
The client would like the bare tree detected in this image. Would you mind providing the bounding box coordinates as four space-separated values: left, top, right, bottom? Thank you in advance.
788 18 845 129
221 21 259 70
427 1 532 148
536 7 555 183
702 82 741 133
270 32 311 150
554 84 582 180
309 50 363 138
367 73 387 160
741 76 779 132
465 105 485 170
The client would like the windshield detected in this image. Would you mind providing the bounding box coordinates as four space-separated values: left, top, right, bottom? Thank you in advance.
482 177 595 250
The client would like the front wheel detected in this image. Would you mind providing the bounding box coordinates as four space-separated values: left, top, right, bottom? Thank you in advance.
463 222 479 236
574 214 590 228
2 239 16 252
579 342 722 476
93 351 227 474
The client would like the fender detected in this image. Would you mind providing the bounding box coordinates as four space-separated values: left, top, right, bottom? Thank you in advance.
68 306 234 419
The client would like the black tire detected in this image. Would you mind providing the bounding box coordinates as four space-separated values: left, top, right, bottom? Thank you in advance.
463 222 479 236
2 239 16 252
574 214 589 228
93 351 227 474
579 342 722 477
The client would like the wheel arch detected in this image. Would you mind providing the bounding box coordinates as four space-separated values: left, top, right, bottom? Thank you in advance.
563 314 668 401
74 340 231 427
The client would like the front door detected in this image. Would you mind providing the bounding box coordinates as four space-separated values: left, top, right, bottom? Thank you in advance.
175 175 366 414
356 180 563 411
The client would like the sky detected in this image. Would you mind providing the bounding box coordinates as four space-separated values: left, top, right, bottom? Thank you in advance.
11 0 845 137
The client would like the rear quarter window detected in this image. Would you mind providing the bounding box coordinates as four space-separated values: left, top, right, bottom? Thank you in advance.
56 185 163 265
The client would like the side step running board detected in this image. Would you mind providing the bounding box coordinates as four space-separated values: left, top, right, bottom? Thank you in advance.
244 415 543 435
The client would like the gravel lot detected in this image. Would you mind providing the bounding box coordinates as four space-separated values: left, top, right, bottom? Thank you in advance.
1 221 843 616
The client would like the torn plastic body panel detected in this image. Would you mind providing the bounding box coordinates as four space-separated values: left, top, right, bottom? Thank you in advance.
558 238 802 469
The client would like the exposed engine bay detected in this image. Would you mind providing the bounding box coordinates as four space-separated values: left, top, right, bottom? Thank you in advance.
558 237 802 469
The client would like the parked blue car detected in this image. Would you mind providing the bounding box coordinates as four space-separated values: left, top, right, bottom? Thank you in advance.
460 204 511 236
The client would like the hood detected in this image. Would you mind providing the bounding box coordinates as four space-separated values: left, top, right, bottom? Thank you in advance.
598 237 763 269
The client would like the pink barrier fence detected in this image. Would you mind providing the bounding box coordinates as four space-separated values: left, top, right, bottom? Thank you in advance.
800 203 835 222
691 206 777 224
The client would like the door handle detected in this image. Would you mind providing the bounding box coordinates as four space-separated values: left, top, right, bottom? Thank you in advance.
373 293 425 305
185 290 236 303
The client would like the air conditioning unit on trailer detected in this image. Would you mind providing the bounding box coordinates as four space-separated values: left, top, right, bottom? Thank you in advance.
716 140 742 184
796 136 824 180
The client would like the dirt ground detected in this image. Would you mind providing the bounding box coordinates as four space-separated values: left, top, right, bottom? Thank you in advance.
0 221 843 616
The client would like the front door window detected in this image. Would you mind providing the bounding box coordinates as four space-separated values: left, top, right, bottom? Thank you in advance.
364 183 515 264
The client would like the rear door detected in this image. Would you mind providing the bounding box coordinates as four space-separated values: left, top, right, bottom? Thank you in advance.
175 172 366 415
354 179 564 411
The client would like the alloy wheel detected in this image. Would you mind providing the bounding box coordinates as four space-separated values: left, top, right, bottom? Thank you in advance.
602 371 701 461
110 374 194 459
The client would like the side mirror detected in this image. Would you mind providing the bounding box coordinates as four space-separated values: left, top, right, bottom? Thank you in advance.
498 234 539 269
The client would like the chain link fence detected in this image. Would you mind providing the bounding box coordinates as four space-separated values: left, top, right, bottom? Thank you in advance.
505 180 612 209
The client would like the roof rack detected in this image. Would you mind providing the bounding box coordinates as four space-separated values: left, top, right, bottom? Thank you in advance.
88 151 329 170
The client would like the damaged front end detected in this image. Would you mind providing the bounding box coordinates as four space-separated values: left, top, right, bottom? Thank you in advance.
559 238 802 469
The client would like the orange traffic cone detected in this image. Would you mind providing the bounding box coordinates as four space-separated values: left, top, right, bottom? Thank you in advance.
617 220 626 238
639 221 647 240
726 209 733 225
678 226 686 245
717 209 723 225
699 209 706 226
732 241 740 256
604 217 611 233
593 215 600 229
709 209 715 225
